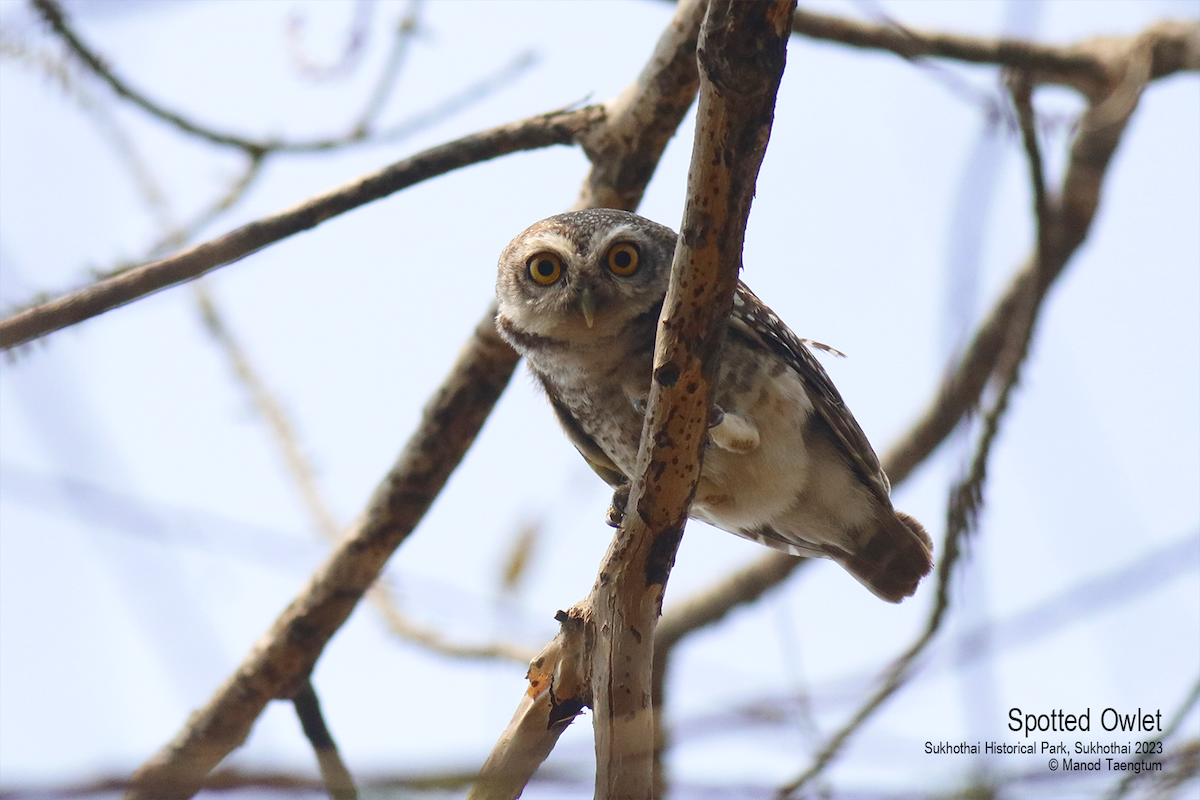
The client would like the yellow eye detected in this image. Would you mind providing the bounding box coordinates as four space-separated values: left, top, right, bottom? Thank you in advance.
527 253 563 285
606 243 639 276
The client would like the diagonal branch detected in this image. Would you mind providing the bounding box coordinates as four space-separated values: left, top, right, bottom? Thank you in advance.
0 105 602 351
124 307 521 799
1105 675 1200 800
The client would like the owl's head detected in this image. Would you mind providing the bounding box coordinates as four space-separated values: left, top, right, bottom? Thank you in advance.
496 209 677 342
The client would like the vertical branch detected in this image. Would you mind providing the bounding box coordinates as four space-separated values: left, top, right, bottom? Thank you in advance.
468 4 709 797
590 3 796 798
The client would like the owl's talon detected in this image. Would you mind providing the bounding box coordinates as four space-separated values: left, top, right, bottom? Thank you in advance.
606 483 631 528
631 396 647 416
708 406 725 428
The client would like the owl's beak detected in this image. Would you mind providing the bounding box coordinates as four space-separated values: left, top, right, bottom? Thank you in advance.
578 289 596 328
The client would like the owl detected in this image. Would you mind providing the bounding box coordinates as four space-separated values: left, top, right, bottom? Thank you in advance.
495 209 932 602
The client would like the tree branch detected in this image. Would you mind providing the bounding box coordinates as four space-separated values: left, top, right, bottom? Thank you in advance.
793 10 1199 99
197 284 533 663
591 3 796 792
573 0 708 212
0 105 602 350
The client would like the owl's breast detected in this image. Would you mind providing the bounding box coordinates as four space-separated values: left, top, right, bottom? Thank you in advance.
520 332 655 479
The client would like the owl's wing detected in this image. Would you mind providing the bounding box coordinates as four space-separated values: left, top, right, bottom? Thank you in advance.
540 378 628 488
728 281 893 506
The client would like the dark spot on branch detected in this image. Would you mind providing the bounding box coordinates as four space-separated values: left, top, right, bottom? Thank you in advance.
548 696 585 727
654 361 681 387
645 522 685 586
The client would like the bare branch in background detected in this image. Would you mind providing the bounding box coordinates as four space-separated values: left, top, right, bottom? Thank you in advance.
291 681 357 800
32 0 270 155
10 0 535 322
32 0 536 158
778 21 1187 798
194 285 341 537
644 18 1198 698
0 105 603 350
353 0 423 135
142 157 266 263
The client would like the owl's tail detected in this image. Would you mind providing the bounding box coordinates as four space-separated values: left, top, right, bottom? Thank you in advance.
827 511 933 603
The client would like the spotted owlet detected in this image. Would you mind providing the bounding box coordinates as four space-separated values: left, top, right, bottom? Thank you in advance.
495 209 932 602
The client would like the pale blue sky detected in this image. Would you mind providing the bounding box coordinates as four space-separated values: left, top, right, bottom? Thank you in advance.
1 1 1197 796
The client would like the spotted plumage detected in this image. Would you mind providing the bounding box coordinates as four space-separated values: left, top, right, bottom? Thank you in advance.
495 209 932 602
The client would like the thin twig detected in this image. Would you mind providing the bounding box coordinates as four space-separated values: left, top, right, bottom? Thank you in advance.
353 0 423 135
33 0 537 158
0 105 603 350
143 156 266 262
292 680 358 800
792 8 1107 87
194 284 341 538
285 0 373 82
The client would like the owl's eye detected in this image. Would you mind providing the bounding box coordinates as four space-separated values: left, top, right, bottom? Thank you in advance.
606 243 639 276
527 253 563 285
